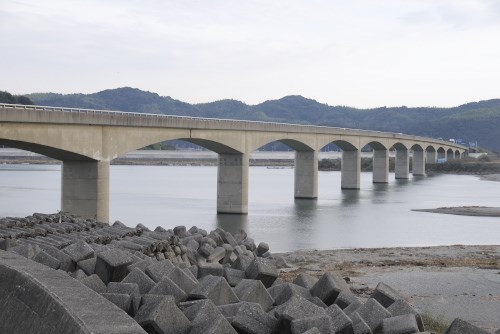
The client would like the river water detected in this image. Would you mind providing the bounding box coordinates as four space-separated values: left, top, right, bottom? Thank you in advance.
0 164 498 252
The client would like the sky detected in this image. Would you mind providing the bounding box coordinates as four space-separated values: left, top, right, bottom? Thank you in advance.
1 0 500 108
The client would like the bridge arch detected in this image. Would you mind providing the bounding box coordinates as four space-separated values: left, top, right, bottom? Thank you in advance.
0 139 94 161
361 140 389 184
454 150 461 159
426 145 437 163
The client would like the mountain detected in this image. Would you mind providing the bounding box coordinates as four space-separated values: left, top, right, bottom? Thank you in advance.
24 87 500 151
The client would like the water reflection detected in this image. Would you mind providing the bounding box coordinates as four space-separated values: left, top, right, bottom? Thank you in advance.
341 189 361 206
293 198 317 216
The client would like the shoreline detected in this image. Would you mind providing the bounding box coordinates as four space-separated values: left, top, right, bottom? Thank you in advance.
278 244 500 330
412 206 500 217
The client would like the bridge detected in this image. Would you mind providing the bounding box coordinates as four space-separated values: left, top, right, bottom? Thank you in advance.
0 103 468 222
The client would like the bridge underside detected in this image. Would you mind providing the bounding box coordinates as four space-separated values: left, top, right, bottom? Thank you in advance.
0 109 467 222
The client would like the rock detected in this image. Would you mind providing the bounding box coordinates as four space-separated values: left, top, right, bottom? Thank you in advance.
95 249 134 284
290 314 334 334
310 273 347 306
224 267 247 287
77 257 96 275
107 282 141 316
80 274 107 293
62 240 95 263
122 268 156 295
355 298 392 333
371 282 403 308
245 257 278 288
100 293 132 315
380 314 420 334
149 276 187 302
145 259 175 282
231 302 278 334
198 261 225 278
234 279 274 311
444 318 490 334
293 273 318 290
387 299 425 332
256 242 269 257
325 304 354 334
134 295 191 334
33 250 61 270
188 275 239 306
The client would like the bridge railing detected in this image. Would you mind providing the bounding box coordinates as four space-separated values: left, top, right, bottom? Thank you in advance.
0 103 468 150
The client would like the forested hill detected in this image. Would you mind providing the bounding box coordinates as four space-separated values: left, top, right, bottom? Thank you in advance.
26 87 500 151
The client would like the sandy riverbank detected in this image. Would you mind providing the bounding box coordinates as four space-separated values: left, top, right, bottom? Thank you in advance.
412 206 500 217
277 245 500 330
481 173 500 182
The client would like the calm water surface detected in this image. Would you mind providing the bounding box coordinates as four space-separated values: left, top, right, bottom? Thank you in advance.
0 164 498 252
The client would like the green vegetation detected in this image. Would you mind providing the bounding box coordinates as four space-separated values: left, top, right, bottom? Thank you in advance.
318 157 409 172
0 91 34 105
20 87 500 151
421 312 452 334
426 156 500 174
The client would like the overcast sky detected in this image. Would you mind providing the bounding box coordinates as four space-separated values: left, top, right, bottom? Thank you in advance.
1 0 500 108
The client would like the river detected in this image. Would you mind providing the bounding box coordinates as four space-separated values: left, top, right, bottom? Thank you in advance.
0 164 498 252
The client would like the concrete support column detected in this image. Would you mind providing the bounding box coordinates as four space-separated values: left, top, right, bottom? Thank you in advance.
412 150 425 176
427 150 437 164
372 149 389 183
447 150 454 161
217 153 248 214
395 149 409 179
341 150 360 189
62 160 110 222
294 150 318 198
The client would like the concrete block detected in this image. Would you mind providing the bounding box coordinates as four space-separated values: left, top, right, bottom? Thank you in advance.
343 299 362 316
0 238 19 250
39 245 75 272
310 273 347 306
188 264 198 278
80 274 107 293
245 257 278 288
273 295 327 332
173 225 187 237
72 269 88 279
224 267 246 287
77 257 96 275
101 293 132 315
243 237 256 251
107 282 141 316
307 296 328 308
351 312 372 334
95 249 134 284
145 259 175 282
256 242 269 257
293 273 318 290
63 241 95 263
231 253 254 271
380 314 419 334
149 276 187 302
301 328 321 334
188 275 239 306
190 313 237 334
167 266 198 294
234 279 274 311
198 243 214 257
207 246 226 263
335 290 358 310
232 302 279 334
325 304 354 334
33 250 61 270
198 261 225 278
268 283 311 305
10 243 41 259
134 295 191 334
444 318 490 334
371 282 403 308
387 299 425 332
291 314 333 334
122 268 156 295
356 298 392 333
127 258 155 274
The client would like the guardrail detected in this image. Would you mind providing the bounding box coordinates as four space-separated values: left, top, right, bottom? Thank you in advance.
0 103 468 150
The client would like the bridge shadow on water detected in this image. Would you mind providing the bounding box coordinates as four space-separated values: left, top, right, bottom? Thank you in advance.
216 214 248 235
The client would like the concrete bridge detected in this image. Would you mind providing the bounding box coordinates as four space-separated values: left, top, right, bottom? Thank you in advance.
0 103 468 222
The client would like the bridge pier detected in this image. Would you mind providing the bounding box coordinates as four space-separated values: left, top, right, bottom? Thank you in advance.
61 160 110 222
395 149 409 179
447 150 454 161
427 150 437 164
341 150 360 189
412 150 425 176
294 151 318 198
372 149 389 183
217 153 248 214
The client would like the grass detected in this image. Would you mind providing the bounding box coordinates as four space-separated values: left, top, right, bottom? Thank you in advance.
422 312 452 334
